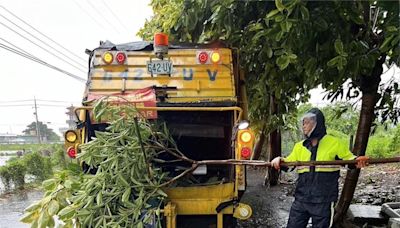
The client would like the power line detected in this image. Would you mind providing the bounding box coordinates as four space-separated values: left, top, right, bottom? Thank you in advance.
0 104 73 108
86 0 121 34
0 5 87 62
0 40 86 82
101 0 130 34
0 41 86 82
0 99 32 103
0 99 79 104
72 0 107 30
36 99 79 104
0 37 32 57
0 21 86 73
0 13 87 70
0 104 33 107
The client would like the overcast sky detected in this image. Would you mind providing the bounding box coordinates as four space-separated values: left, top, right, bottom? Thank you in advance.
0 0 152 135
0 1 397 136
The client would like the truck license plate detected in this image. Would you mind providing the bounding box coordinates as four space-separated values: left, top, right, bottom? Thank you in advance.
147 60 173 75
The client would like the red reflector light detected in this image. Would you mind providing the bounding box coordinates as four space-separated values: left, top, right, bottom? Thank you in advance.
198 51 208 64
241 147 251 159
116 52 126 64
67 147 76 158
154 32 169 46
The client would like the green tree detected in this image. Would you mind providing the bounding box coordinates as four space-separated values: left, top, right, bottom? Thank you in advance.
140 0 399 224
321 102 359 136
22 121 59 142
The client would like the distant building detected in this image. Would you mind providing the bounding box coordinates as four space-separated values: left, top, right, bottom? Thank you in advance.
0 133 38 144
66 106 77 129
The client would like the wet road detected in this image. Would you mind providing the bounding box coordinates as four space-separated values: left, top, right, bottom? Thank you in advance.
238 167 295 228
0 190 43 228
0 153 44 228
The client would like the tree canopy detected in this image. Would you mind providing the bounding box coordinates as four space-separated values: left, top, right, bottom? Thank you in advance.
139 0 399 224
139 0 399 131
23 121 59 142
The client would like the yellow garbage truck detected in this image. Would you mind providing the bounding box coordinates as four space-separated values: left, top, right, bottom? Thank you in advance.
64 33 255 228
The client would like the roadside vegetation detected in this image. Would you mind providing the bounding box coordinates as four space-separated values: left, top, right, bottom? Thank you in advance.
0 144 73 192
273 102 400 159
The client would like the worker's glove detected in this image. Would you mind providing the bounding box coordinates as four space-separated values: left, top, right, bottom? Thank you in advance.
271 156 282 170
356 156 369 169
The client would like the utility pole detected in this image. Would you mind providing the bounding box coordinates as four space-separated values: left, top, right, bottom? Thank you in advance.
34 97 41 144
66 105 77 129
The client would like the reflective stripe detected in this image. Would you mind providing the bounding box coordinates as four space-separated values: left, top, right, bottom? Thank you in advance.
315 165 341 169
296 166 309 173
329 202 334 227
296 165 342 173
316 165 341 172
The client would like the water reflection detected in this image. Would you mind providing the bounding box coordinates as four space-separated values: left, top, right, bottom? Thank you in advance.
0 190 43 228
0 152 43 228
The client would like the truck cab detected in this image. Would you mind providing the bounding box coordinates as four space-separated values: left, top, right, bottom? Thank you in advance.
64 33 254 228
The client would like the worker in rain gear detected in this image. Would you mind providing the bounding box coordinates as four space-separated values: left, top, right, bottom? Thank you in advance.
271 108 369 228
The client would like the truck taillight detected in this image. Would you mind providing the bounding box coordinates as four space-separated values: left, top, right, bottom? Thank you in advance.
196 50 222 64
239 131 253 144
65 130 77 143
241 147 251 159
198 51 208 64
210 52 221 63
116 52 126 64
103 52 113 64
67 146 76 158
237 129 254 160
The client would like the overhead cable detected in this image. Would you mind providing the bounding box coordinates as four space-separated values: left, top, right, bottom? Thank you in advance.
72 0 107 30
0 41 86 82
0 13 87 69
101 0 130 34
86 0 121 34
0 21 86 73
0 5 87 62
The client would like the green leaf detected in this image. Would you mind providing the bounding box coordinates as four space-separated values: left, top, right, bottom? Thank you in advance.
249 22 263 32
38 211 49 228
96 191 103 206
314 18 328 31
122 187 131 203
327 56 340 67
266 46 273 58
58 206 76 219
387 26 397 33
351 15 364 25
266 9 280 19
156 189 168 197
288 53 297 60
276 55 290 70
274 49 285 56
300 5 309 20
47 200 59 216
275 15 284 22
25 201 41 212
64 180 72 189
275 0 285 12
380 34 394 52
42 179 57 191
334 39 344 55
20 211 38 223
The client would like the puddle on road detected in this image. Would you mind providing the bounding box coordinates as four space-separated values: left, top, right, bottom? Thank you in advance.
0 190 43 228
0 154 43 228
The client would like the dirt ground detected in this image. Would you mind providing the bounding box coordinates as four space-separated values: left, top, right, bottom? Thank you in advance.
237 163 400 228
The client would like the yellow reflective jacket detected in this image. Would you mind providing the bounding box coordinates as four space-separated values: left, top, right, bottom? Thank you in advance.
283 135 356 173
